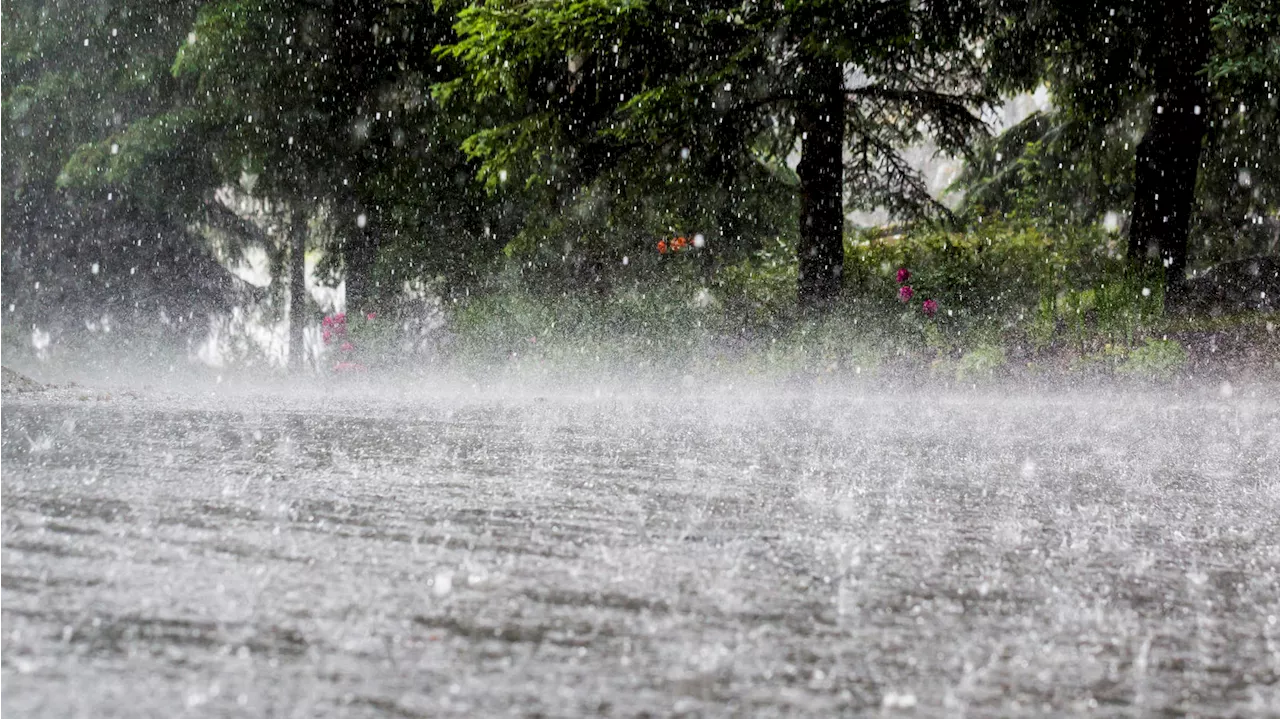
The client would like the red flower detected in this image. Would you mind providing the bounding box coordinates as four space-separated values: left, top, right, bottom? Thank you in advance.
898 285 914 302
673 236 688 250
657 240 668 254
896 267 911 284
922 298 938 317
322 314 348 334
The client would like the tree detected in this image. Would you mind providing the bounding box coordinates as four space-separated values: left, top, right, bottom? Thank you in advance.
84 1 507 313
1 0 256 356
164 0 395 312
440 0 991 309
1199 0 1280 261
952 111 1136 227
979 0 1278 307
1126 0 1215 302
46 0 516 372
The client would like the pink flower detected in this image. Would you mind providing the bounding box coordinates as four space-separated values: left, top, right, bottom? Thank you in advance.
322 329 332 343
323 314 348 335
335 313 346 323
898 285 914 302
366 312 377 320
340 341 355 352
922 298 938 317
332 361 366 373
896 267 911 284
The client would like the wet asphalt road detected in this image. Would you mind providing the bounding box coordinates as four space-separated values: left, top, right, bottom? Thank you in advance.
3 381 1279 717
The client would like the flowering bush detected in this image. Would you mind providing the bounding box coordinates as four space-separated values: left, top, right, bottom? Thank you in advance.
895 267 937 318
321 311 383 373
657 234 702 255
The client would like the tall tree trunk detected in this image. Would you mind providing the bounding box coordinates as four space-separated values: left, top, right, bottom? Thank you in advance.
288 209 307 370
795 57 845 311
1128 0 1214 310
339 199 378 314
329 3 381 315
706 139 736 285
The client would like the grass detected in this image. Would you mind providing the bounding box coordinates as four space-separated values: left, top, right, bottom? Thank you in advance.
428 216 1280 383
7 219 1276 384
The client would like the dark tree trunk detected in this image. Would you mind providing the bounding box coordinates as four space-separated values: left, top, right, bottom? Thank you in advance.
706 139 736 285
1128 0 1214 310
339 199 378 314
288 209 308 370
329 3 381 315
795 57 845 311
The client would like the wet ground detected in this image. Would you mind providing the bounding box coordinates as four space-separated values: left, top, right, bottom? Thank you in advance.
3 380 1279 717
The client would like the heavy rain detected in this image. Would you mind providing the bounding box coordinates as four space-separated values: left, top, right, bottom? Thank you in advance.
3 1 1279 717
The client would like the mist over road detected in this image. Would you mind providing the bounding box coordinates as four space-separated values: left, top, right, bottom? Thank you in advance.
3 382 1278 716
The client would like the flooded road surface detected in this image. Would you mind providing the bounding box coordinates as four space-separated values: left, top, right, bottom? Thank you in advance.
3 382 1280 717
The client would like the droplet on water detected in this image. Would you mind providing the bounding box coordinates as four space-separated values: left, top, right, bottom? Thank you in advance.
432 570 453 596
882 692 917 709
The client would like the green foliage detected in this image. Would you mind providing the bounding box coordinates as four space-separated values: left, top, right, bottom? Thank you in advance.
953 112 1137 226
969 0 1279 266
1042 274 1165 350
1116 338 1190 379
440 216 1198 379
3 0 202 207
57 108 218 215
5 0 1275 355
713 238 800 326
954 344 1007 381
438 0 993 291
448 282 725 376
844 221 1118 326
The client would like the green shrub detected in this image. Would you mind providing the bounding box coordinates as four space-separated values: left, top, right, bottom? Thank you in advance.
955 344 1007 381
843 221 1116 322
437 217 1198 377
1116 338 1188 379
840 220 1170 357
712 236 799 328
